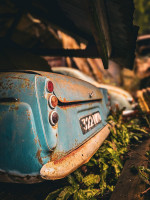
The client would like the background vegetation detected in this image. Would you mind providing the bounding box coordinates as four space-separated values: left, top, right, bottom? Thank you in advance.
134 0 150 35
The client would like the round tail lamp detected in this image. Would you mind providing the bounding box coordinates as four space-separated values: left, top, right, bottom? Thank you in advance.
47 81 53 93
49 95 58 109
49 111 59 126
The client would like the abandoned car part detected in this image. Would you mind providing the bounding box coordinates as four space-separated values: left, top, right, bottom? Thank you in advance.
0 0 138 184
0 71 110 183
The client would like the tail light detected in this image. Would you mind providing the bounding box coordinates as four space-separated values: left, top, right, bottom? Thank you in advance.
49 111 59 126
47 80 59 126
47 81 53 93
48 95 58 109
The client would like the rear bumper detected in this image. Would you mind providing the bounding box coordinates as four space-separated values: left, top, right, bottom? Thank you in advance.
40 123 111 180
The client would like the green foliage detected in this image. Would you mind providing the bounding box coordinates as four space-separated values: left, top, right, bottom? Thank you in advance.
138 165 150 185
138 151 150 194
82 174 100 187
45 107 148 200
45 188 65 200
46 171 100 200
134 0 150 35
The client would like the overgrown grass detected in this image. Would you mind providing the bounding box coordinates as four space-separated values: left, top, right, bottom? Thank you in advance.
137 149 150 196
45 108 149 200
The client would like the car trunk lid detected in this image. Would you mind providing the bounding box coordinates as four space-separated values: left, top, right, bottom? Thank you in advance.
38 71 102 103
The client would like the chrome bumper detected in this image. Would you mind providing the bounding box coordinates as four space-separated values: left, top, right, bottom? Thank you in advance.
40 123 111 180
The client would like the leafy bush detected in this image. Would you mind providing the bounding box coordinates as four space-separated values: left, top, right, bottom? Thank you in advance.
137 151 150 195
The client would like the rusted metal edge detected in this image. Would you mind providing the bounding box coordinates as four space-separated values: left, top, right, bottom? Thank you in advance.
40 123 111 180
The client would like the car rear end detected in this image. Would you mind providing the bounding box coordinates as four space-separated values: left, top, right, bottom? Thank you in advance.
0 71 110 183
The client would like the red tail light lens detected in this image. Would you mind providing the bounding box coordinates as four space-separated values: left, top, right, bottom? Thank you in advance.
47 81 53 93
49 95 58 109
49 111 59 126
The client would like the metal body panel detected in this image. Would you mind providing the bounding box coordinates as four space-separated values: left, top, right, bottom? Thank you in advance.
35 71 102 102
0 102 42 174
0 73 57 152
51 101 108 161
52 67 135 110
108 90 132 110
0 71 109 183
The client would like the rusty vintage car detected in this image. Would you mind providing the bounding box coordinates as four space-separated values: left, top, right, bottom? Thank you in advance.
0 70 110 183
0 0 137 183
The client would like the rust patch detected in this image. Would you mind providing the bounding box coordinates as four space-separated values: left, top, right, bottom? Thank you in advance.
62 98 67 102
53 149 77 165
9 104 19 111
32 129 42 148
1 75 34 93
26 110 31 120
6 76 30 82
34 136 38 144
50 151 66 162
58 103 82 110
59 96 67 102
21 81 30 89
36 149 43 165
50 146 84 164
38 139 42 148
4 82 14 90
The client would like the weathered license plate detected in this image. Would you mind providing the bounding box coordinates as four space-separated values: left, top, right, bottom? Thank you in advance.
80 111 101 134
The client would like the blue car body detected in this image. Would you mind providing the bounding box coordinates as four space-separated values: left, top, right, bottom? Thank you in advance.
0 70 110 183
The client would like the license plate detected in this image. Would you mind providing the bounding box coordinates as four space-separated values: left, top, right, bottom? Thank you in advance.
80 111 101 134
